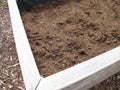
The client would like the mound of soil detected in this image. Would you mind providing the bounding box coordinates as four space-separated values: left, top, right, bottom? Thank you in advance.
21 0 120 77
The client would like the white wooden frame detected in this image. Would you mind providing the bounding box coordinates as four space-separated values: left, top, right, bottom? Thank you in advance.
8 0 120 90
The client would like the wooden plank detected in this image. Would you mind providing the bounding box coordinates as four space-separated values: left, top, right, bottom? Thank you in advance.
7 0 42 90
37 46 120 90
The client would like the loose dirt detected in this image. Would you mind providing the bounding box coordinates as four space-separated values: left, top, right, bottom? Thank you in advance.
21 0 120 77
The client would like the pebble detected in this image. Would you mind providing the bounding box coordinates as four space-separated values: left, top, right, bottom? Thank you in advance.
7 84 13 89
0 80 4 86
117 75 120 79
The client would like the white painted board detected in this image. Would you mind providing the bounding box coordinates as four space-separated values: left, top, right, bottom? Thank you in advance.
37 46 120 90
7 0 42 90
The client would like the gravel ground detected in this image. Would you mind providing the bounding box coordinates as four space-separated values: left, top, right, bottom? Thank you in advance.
0 1 25 90
0 0 119 90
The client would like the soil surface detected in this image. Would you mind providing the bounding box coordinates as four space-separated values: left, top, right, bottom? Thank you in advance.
22 0 120 77
0 1 25 89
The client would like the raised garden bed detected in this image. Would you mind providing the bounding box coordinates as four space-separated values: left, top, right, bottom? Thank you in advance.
21 0 120 77
8 0 120 90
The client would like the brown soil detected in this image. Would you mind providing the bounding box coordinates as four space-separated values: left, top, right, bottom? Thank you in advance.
21 0 120 78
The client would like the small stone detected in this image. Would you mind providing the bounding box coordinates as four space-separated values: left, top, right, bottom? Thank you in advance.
9 48 12 50
106 40 111 44
117 75 120 79
56 39 61 41
112 39 117 43
7 84 13 89
0 80 4 86
17 86 25 90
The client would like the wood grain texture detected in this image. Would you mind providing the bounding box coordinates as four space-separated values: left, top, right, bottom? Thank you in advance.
8 0 42 90
37 46 120 90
